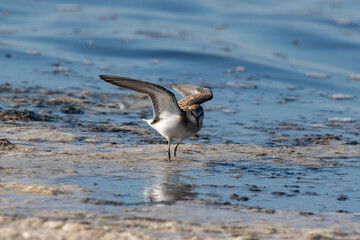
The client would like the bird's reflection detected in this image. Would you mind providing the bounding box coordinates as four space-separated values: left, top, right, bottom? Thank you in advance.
143 166 197 202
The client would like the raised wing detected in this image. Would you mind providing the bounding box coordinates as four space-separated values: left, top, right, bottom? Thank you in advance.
172 84 213 111
100 75 182 122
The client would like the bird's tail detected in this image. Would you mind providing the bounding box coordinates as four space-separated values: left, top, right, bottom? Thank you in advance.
142 118 153 125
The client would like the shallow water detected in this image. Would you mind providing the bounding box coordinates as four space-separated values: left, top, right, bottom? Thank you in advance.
1 0 360 238
1 123 359 214
54 156 360 213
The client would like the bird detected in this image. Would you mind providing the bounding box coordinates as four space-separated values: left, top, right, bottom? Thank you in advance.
99 75 213 161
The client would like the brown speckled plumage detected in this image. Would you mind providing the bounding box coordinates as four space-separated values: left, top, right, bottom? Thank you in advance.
177 94 211 111
172 84 213 111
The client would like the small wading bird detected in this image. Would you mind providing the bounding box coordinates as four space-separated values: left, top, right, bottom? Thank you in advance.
99 75 213 161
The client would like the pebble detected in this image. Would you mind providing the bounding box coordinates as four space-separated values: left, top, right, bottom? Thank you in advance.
53 66 69 74
235 66 246 72
335 18 352 26
225 69 232 74
328 94 353 100
232 174 241 179
337 195 348 201
25 50 40 56
328 117 355 123
305 72 328 79
57 4 80 12
350 74 360 81
86 40 94 46
83 60 93 66
226 82 257 89
149 59 159 65
99 66 109 71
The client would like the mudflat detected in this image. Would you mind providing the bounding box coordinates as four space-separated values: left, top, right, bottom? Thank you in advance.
0 89 359 238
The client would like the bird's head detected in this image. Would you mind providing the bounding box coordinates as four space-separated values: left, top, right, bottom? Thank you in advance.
186 104 204 129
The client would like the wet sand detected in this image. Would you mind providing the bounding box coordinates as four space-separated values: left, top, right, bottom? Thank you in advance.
1 104 360 239
1 144 360 239
1 205 360 240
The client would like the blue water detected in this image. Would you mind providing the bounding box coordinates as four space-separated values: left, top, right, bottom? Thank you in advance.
49 156 360 213
1 0 360 145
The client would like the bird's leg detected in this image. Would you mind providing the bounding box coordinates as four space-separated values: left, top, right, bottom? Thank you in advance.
174 140 181 157
167 139 172 162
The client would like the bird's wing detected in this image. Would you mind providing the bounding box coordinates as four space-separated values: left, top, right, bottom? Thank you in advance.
172 84 213 111
100 75 182 122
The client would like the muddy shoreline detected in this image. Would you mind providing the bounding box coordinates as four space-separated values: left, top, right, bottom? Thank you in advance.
1 204 359 240
1 83 360 238
1 116 360 238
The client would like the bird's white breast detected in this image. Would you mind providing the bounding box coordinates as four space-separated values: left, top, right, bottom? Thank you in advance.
144 115 199 141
